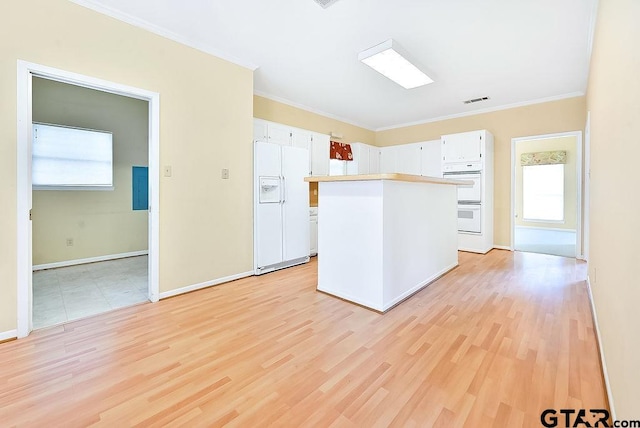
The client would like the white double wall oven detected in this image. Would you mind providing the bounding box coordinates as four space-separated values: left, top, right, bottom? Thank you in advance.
443 163 483 234
441 130 494 254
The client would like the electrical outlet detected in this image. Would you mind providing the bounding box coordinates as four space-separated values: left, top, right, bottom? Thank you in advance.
221 168 229 179
163 165 172 177
66 238 74 247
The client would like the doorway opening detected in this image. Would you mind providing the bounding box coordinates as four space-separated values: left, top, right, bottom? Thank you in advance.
31 78 150 329
17 61 160 338
510 132 583 258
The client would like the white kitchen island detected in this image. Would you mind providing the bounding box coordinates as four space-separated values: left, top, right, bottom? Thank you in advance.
304 173 470 312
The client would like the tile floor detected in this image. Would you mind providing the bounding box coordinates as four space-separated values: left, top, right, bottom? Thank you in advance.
514 227 577 258
32 255 149 329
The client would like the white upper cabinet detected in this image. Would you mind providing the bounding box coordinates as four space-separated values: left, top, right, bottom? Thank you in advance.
291 129 312 151
441 131 482 163
349 142 382 175
420 139 442 177
396 143 422 175
348 142 379 175
253 119 268 142
381 143 421 174
267 123 292 146
310 132 330 176
291 129 313 174
254 119 330 176
369 147 380 174
380 146 397 173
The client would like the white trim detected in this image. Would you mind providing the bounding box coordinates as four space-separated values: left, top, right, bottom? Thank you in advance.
510 131 583 259
159 271 254 300
33 250 149 271
17 60 161 338
68 0 257 71
585 276 617 420
33 185 115 191
515 225 577 233
583 112 591 262
253 90 373 131
492 245 513 251
16 61 33 338
375 92 585 132
0 330 18 342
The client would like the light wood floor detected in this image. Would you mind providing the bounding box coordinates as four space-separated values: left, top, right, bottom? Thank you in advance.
0 250 608 427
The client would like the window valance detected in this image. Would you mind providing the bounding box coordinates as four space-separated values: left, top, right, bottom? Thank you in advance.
520 150 567 166
330 141 353 161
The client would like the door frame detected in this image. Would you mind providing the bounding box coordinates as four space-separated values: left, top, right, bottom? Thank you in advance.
510 131 583 258
17 60 160 338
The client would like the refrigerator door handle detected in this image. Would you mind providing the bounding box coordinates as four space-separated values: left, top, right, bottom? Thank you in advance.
281 176 286 203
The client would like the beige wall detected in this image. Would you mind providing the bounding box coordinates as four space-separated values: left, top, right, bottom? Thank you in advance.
0 0 253 333
32 78 148 265
254 95 375 145
376 97 586 247
514 136 578 230
586 0 640 417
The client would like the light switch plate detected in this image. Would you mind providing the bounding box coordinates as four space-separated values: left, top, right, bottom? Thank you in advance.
163 165 172 177
222 168 230 179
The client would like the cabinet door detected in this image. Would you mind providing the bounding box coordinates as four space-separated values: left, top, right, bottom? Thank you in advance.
458 132 482 162
420 139 442 176
291 129 312 151
291 129 312 175
441 136 459 163
369 147 380 173
358 144 370 174
253 119 268 142
282 146 310 260
309 217 318 255
347 143 368 175
380 146 397 173
267 123 292 146
396 143 421 174
442 131 482 163
310 133 330 176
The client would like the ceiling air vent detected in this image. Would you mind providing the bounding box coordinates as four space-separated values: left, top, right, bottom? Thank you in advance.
463 96 490 105
313 0 341 9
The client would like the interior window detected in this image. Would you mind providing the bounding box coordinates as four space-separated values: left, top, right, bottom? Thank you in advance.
522 164 564 222
32 122 113 190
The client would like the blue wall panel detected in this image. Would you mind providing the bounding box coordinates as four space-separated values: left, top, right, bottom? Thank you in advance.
132 166 148 210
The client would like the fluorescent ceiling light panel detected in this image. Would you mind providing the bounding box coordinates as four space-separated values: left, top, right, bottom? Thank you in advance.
358 39 433 89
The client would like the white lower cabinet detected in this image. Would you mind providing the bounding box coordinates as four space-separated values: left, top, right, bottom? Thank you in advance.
310 208 318 255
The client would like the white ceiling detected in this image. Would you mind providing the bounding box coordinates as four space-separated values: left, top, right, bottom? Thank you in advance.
71 0 598 130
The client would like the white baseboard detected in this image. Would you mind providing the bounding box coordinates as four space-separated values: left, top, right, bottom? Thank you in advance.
33 250 149 271
492 245 513 251
0 329 17 342
159 270 254 299
382 262 458 311
586 275 617 420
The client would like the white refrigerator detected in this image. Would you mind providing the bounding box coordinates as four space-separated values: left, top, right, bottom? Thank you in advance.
254 141 310 274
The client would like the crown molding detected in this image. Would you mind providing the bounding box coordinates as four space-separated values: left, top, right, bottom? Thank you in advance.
375 92 586 132
253 90 374 131
69 0 258 71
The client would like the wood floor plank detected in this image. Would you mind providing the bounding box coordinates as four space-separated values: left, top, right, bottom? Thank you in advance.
0 250 608 426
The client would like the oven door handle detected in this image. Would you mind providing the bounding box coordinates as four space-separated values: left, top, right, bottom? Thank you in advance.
443 171 482 176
